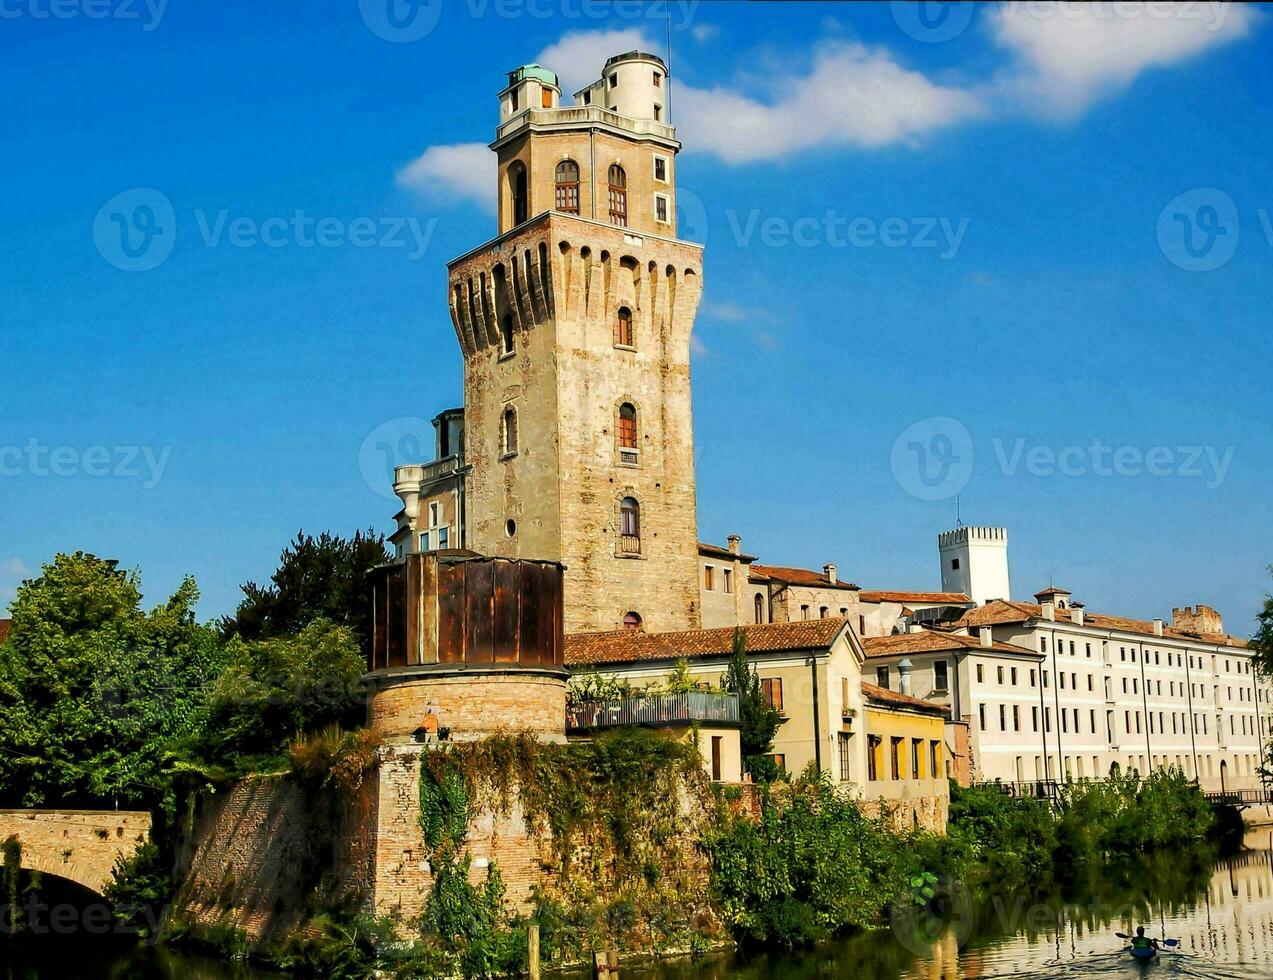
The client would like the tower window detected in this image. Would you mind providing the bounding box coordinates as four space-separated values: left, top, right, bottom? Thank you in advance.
608 165 627 227
554 160 579 214
619 496 640 553
951 558 960 570
501 407 518 457
653 104 661 122
509 89 518 112
754 594 764 623
653 72 661 87
654 194 669 224
653 156 667 182
618 402 638 463
500 314 514 356
609 73 617 87
623 611 642 631
541 87 552 108
510 163 528 226
616 306 634 348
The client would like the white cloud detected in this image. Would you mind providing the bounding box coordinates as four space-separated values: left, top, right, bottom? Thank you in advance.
691 24 719 44
395 143 495 211
989 2 1257 118
676 42 986 163
536 28 654 97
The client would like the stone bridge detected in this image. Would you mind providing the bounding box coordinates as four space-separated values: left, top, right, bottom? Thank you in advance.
0 810 152 895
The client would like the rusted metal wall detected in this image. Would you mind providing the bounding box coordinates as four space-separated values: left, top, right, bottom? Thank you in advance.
369 552 564 672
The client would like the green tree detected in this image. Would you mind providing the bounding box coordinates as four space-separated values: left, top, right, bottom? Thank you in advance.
196 619 367 770
0 553 221 808
220 529 390 651
722 627 781 781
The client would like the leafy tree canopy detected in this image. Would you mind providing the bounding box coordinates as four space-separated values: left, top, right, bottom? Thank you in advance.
220 529 389 650
0 553 222 808
1251 565 1273 676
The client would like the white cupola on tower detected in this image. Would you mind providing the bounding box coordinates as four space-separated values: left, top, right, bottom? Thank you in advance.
499 64 560 123
574 50 668 123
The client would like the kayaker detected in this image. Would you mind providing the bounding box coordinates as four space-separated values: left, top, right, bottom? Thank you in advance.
1131 927 1160 953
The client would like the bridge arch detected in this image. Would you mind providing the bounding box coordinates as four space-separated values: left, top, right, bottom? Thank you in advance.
0 810 152 896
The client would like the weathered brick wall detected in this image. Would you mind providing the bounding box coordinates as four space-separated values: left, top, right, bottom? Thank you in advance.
0 809 151 895
861 794 949 835
368 670 568 743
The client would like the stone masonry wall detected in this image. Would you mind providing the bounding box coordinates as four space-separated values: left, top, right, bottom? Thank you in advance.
0 809 151 895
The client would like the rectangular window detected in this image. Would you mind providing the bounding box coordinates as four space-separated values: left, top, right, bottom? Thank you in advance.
867 738 880 781
541 87 553 108
654 193 669 223
438 526 449 549
652 103 662 121
711 736 722 781
976 664 984 683
1011 667 1018 686
653 71 661 87
891 737 903 780
419 531 430 552
999 704 1006 730
1013 705 1020 731
654 155 668 182
704 565 714 591
934 660 949 692
997 665 1004 685
1032 706 1038 731
1030 669 1036 687
877 666 890 690
911 739 921 780
761 678 783 714
838 732 852 782
723 569 733 594
979 704 986 730
930 740 941 776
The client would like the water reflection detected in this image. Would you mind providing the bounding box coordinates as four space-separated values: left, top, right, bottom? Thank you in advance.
6 833 1273 978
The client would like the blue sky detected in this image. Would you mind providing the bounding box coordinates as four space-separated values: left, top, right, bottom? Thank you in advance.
2 1 1271 631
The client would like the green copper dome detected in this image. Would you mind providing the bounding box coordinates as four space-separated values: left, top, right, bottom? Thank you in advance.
507 64 558 89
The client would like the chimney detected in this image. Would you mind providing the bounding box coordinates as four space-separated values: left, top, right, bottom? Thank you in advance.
824 563 837 585
979 626 993 648
1071 603 1085 626
727 534 741 555
1153 618 1164 637
1041 600 1056 621
897 659 913 697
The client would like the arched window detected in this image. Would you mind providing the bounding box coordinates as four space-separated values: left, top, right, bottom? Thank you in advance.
754 594 764 624
820 607 829 619
619 496 640 553
607 164 627 226
501 407 518 456
616 306 633 348
555 160 579 214
623 611 642 631
510 163 528 225
500 314 514 355
618 403 637 449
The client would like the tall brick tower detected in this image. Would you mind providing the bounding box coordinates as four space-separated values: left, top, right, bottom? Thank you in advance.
447 53 704 634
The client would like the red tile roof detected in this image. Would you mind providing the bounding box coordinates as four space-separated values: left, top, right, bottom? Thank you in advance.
565 618 849 666
862 630 1036 658
749 564 860 591
955 600 1248 648
858 590 971 605
861 681 949 716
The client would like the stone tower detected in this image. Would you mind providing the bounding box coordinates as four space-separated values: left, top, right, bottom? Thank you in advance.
446 53 704 634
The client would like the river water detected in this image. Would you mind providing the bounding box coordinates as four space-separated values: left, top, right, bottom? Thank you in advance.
7 829 1273 979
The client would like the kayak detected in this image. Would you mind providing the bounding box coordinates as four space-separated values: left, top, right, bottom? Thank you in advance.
1129 945 1158 961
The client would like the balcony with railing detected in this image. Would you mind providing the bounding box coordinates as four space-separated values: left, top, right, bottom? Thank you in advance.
495 105 677 144
567 692 739 732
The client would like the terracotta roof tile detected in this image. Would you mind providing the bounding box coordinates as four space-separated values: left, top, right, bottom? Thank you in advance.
862 630 1036 658
565 618 848 667
858 590 971 604
954 600 1248 648
861 681 949 716
748 564 860 591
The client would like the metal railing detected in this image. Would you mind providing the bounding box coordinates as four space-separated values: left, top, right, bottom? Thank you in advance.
496 105 677 142
567 692 739 731
1204 788 1273 806
971 779 1065 803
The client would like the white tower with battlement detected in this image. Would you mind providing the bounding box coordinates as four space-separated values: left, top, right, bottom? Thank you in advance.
938 526 1011 605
